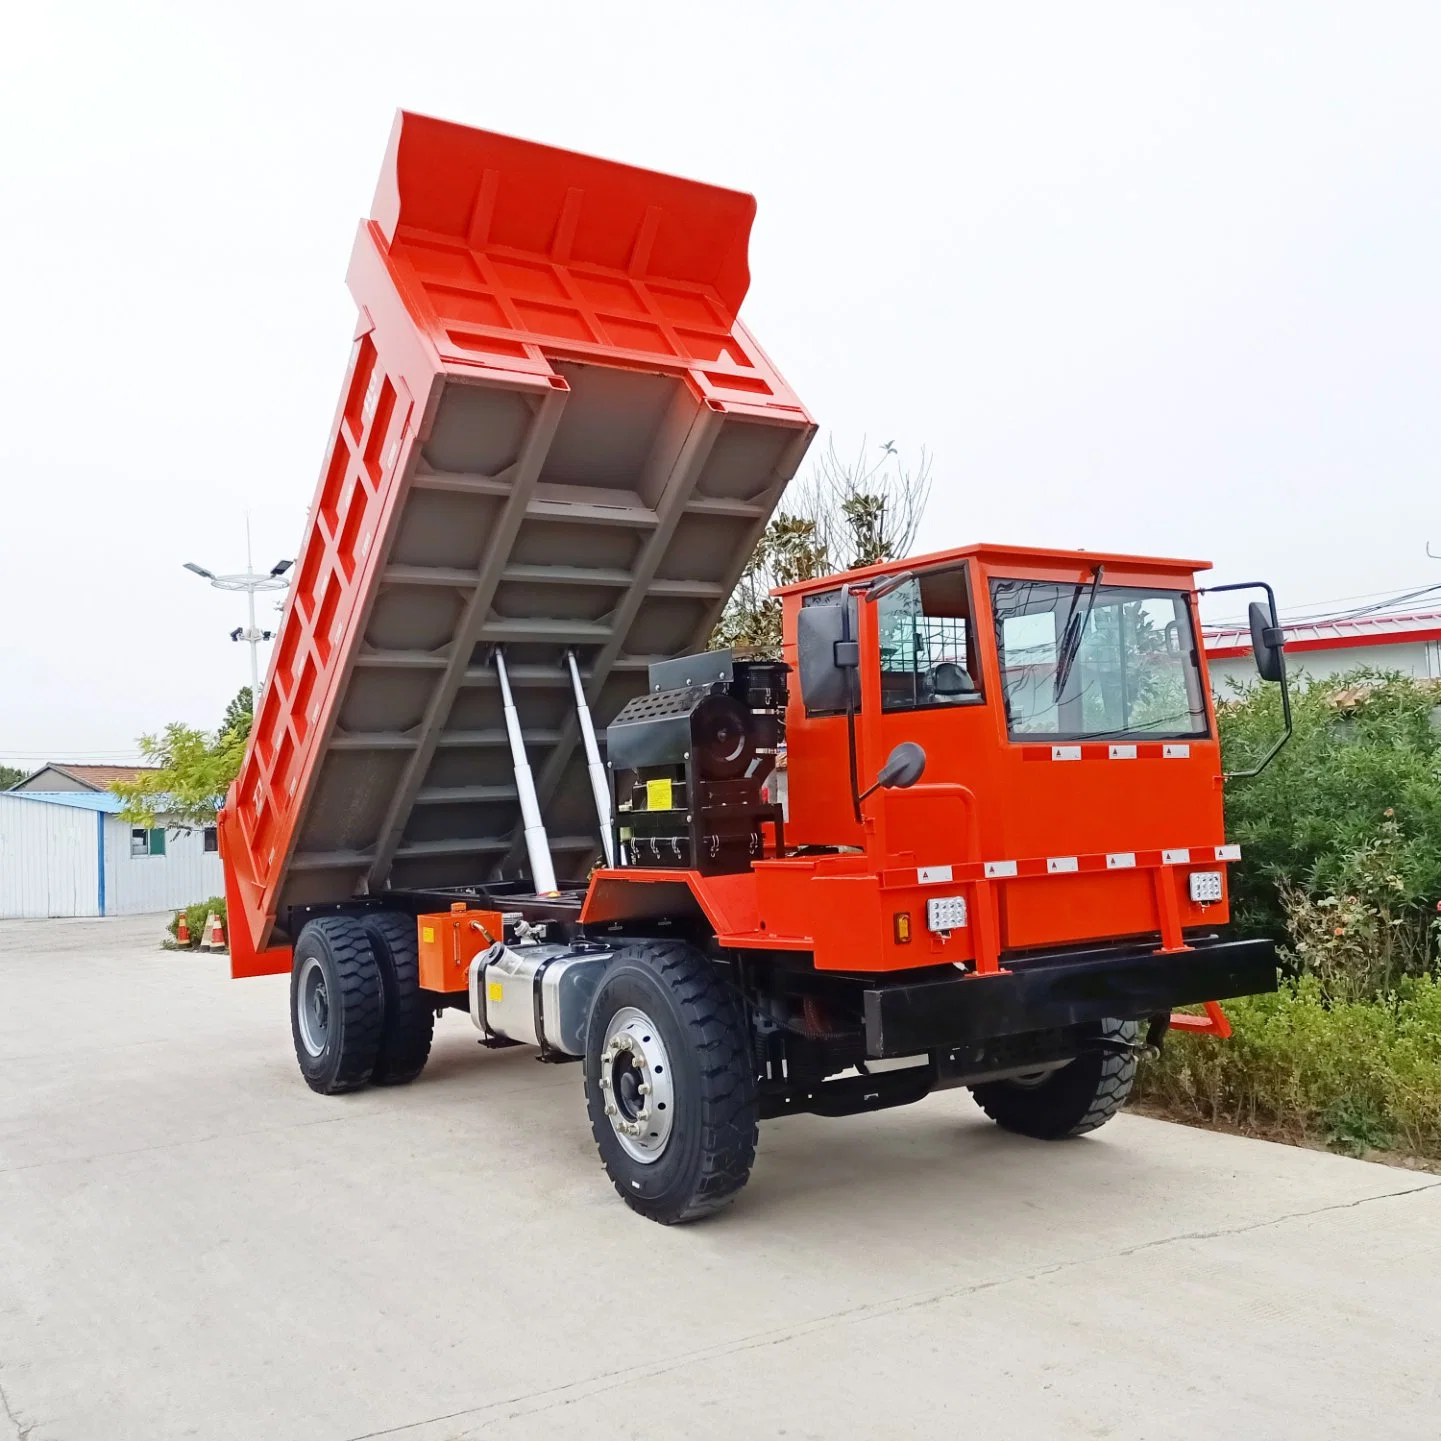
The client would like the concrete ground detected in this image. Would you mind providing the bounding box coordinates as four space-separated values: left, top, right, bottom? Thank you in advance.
1 916 1438 1441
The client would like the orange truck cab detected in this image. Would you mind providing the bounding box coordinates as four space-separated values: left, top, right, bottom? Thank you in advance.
221 112 1286 1224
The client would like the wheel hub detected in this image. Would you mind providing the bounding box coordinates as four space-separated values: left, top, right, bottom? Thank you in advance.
598 1007 675 1163
297 956 330 1057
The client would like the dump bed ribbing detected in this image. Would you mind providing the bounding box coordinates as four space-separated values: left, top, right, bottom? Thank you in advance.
220 111 816 976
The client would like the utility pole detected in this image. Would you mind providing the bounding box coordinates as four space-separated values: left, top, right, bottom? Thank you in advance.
185 518 293 699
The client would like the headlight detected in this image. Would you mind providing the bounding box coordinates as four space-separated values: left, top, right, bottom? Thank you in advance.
926 896 968 932
1188 871 1223 904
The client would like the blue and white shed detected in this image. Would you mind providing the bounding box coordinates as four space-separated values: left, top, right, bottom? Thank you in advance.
0 791 224 919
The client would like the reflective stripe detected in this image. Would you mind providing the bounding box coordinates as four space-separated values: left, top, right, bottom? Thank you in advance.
1163 743 1191 758
1046 856 1079 874
918 865 953 884
984 860 1018 878
1162 848 1190 865
1106 852 1136 869
1214 844 1242 862
1051 745 1082 761
1108 744 1137 759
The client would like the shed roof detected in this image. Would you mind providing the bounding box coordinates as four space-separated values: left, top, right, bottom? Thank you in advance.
2 790 126 813
8 763 159 792
1204 609 1441 660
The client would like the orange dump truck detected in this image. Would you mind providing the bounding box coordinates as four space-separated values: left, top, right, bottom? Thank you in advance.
221 111 1288 1222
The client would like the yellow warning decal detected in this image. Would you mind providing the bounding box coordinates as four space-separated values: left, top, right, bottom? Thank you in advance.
488 981 504 1003
646 778 674 810
422 927 434 943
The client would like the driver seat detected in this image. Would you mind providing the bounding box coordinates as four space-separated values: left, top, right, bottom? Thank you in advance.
931 661 976 699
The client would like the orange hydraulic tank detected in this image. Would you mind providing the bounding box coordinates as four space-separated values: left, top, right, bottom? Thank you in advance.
417 905 506 993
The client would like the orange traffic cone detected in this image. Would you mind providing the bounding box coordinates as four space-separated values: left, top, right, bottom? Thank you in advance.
198 911 219 950
208 913 226 951
175 911 190 946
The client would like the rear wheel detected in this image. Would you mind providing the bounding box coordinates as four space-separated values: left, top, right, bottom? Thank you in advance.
359 911 435 1085
970 1019 1141 1139
290 916 385 1094
584 940 758 1224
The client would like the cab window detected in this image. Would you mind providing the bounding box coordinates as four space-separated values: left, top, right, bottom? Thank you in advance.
877 566 984 713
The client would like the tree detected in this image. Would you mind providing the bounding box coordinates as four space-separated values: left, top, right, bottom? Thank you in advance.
712 439 932 653
222 687 254 741
0 765 27 791
109 690 254 830
807 437 932 570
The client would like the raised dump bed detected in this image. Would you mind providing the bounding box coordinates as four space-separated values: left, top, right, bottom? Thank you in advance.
220 112 816 975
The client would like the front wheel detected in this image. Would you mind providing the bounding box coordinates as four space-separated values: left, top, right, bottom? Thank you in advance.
584 941 758 1224
970 1019 1141 1139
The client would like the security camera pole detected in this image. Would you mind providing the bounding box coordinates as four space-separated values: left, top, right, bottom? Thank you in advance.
185 518 293 700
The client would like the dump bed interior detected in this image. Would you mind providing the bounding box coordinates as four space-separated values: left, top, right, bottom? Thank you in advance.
221 112 815 968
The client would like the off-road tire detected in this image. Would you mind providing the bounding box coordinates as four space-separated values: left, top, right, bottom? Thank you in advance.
970 1019 1141 1139
290 916 384 1095
360 911 435 1086
584 941 758 1224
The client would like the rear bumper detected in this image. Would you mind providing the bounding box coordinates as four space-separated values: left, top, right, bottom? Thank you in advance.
862 937 1279 1058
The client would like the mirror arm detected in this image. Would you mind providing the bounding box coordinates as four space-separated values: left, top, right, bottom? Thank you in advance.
1196 580 1294 779
845 576 913 816
840 584 863 823
862 569 917 602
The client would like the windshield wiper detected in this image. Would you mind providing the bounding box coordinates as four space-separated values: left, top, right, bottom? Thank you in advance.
1053 564 1104 702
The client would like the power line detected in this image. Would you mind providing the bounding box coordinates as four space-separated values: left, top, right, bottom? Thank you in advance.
0 750 148 759
1206 581 1441 628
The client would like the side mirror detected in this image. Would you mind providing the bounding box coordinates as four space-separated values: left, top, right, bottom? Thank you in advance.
1248 600 1286 684
795 599 860 713
862 741 927 802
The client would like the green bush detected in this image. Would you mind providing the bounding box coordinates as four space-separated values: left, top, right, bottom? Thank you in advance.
166 896 227 949
1137 669 1441 1161
1134 977 1441 1160
1220 668 1441 956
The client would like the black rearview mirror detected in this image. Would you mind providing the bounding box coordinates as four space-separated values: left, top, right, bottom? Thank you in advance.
796 599 860 713
1249 600 1286 684
870 741 927 796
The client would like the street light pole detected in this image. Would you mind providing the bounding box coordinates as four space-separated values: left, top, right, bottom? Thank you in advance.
185 518 293 700
246 583 260 697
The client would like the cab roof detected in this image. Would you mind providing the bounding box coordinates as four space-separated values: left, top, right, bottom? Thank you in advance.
772 542 1212 599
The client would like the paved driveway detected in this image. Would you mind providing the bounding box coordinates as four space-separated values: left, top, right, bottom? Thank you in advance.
1 914 1437 1440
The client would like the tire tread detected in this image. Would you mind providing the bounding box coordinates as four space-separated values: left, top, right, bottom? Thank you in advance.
972 1019 1140 1139
360 911 435 1086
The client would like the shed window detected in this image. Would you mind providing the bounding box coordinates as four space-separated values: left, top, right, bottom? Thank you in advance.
203 826 218 853
131 827 166 858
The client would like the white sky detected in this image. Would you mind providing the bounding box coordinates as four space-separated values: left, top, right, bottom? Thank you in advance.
3 2 1438 766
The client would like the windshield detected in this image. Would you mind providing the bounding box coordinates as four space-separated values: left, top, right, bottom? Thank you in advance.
990 579 1209 740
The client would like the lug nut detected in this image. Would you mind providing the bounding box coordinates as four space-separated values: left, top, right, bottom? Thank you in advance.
605 1103 617 1116
600 1076 611 1089
638 1082 650 1096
